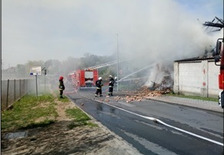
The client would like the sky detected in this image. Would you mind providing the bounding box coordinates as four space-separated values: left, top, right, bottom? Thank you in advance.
2 0 223 69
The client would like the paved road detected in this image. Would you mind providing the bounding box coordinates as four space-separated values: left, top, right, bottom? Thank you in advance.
68 90 224 155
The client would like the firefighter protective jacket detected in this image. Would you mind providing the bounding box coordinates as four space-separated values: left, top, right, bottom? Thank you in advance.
109 78 115 87
96 80 103 89
59 80 65 90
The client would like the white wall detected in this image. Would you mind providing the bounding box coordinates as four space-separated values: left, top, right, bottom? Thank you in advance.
208 62 220 97
174 60 220 97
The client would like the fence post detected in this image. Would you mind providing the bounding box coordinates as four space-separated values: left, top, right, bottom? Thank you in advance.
14 79 16 101
23 79 27 95
35 75 38 97
23 79 25 95
24 79 27 94
22 79 24 96
0 80 3 111
23 79 25 96
6 79 9 108
20 79 21 98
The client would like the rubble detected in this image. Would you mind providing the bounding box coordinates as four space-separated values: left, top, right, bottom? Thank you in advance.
105 99 110 102
145 63 173 91
114 86 172 103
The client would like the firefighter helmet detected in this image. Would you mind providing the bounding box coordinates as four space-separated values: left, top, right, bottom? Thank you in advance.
114 77 117 80
59 76 64 80
98 77 102 80
109 75 113 78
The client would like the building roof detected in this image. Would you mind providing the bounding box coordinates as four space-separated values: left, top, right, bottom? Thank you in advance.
174 57 215 63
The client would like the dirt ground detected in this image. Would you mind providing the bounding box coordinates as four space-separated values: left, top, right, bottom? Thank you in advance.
1 99 141 155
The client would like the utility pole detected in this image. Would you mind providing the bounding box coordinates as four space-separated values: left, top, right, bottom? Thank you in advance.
116 33 119 92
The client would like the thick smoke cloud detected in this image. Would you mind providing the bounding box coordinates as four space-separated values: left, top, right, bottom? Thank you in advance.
3 0 222 69
3 0 222 90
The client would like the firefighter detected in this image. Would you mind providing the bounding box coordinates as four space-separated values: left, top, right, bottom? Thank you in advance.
59 76 65 98
95 77 103 97
108 75 115 96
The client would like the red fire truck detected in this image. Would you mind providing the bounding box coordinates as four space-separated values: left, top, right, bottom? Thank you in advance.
214 38 224 108
204 17 223 108
68 69 98 90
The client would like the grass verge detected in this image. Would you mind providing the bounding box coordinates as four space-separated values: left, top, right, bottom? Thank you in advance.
66 108 98 129
167 93 218 102
54 90 70 102
58 96 70 102
1 94 58 132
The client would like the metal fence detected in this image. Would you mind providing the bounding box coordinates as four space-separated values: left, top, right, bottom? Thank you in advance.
1 79 35 111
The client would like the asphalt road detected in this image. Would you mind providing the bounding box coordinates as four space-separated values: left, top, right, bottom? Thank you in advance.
68 90 224 155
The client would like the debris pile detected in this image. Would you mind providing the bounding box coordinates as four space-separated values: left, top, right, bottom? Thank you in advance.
145 63 173 91
115 87 171 103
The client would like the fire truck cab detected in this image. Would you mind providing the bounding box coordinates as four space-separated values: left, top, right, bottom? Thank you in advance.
214 38 224 108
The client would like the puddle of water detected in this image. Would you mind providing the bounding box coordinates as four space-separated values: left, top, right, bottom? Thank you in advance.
5 131 28 139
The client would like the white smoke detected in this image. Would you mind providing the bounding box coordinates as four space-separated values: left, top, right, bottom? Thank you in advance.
117 0 221 63
145 63 173 88
3 0 222 88
3 0 222 67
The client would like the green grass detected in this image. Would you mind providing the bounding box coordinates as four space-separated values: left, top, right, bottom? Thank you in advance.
54 90 70 102
58 96 70 102
1 94 58 131
2 93 97 132
167 93 218 102
66 108 98 129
